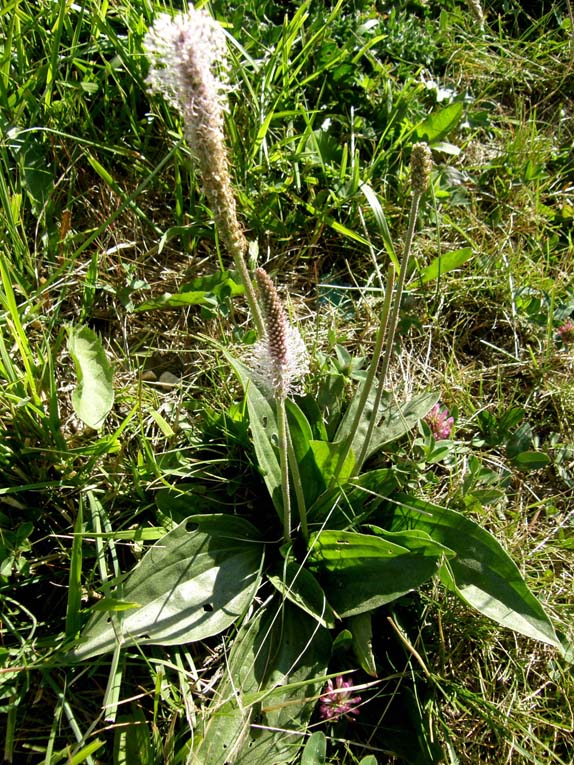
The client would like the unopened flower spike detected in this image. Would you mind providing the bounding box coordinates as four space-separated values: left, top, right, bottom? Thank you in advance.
410 142 433 196
249 268 309 400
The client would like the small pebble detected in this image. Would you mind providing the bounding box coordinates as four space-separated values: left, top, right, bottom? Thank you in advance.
159 371 180 387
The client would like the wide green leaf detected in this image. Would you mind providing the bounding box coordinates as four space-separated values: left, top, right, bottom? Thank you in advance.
417 247 472 284
287 399 355 506
301 732 327 765
385 495 559 647
192 600 331 765
135 270 243 312
226 355 283 516
307 529 442 617
350 612 377 677
268 562 338 628
414 102 463 144
71 515 264 660
335 388 439 464
307 468 398 526
67 324 114 429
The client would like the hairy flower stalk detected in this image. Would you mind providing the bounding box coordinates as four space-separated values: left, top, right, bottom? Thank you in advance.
144 6 264 335
357 143 432 466
252 268 309 541
332 144 432 482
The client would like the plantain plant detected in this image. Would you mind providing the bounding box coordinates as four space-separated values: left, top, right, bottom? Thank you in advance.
69 6 560 764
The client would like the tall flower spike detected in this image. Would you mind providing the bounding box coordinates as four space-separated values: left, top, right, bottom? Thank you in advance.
250 268 309 399
144 6 246 260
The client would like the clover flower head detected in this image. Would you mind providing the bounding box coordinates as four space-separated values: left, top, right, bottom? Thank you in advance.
248 268 309 400
557 319 574 344
319 676 362 721
425 403 454 440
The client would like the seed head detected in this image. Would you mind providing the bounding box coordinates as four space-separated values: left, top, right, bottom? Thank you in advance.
144 6 229 130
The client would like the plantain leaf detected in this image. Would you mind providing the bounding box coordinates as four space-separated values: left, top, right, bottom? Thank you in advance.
135 269 244 312
386 495 560 647
301 732 327 765
350 612 377 677
415 102 463 144
268 562 338 628
71 515 264 660
192 600 331 765
226 354 283 516
418 247 473 284
335 387 439 464
286 399 355 506
307 468 398 526
68 324 114 429
307 529 442 617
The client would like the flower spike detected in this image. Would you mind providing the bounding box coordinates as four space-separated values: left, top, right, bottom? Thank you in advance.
249 268 309 400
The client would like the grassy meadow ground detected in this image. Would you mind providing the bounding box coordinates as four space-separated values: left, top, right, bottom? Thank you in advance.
1 0 574 763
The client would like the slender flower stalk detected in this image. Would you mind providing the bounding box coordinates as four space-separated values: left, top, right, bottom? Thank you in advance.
355 143 432 470
331 264 395 484
251 268 309 540
144 6 264 335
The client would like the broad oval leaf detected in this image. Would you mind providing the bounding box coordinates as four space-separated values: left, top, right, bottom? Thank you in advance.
301 732 327 765
349 612 377 677
415 101 463 144
192 600 331 765
511 451 551 471
335 388 439 464
268 562 338 628
71 515 264 660
225 354 283 516
418 247 472 284
67 324 114 429
386 495 560 647
307 529 441 617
